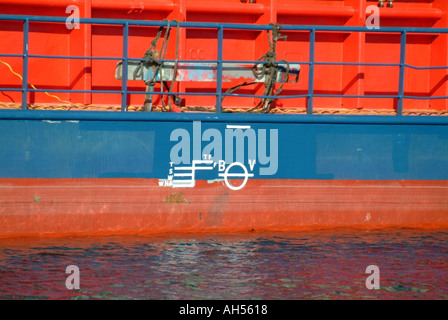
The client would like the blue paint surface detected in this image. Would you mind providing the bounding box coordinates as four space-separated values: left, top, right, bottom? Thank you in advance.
0 111 447 180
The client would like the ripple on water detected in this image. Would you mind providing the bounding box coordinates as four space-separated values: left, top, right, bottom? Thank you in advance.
0 228 447 299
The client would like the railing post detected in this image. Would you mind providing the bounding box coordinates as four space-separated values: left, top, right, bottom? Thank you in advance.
216 26 223 113
121 22 129 112
397 30 407 115
307 28 315 115
21 18 29 110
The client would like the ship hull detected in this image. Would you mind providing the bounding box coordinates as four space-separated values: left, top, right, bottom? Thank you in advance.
1 111 447 237
1 178 448 238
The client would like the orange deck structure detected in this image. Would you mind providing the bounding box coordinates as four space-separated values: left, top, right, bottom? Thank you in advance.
1 0 448 113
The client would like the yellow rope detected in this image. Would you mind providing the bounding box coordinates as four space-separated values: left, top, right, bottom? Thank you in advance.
0 59 76 107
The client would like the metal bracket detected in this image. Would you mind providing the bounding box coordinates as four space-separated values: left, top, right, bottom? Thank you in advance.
116 61 299 83
115 61 300 111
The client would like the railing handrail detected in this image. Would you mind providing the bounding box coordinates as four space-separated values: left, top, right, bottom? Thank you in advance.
2 14 448 34
1 14 448 115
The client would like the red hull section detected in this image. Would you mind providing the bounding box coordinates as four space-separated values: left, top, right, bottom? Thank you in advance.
1 178 447 238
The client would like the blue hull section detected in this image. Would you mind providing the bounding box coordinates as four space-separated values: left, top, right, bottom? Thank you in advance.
0 110 447 181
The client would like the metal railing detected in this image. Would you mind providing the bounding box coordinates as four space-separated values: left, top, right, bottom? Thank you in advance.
1 14 448 115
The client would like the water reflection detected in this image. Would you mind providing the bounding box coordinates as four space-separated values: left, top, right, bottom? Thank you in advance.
0 228 447 299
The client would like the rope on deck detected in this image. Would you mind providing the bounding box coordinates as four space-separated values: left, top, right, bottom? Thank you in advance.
1 102 447 116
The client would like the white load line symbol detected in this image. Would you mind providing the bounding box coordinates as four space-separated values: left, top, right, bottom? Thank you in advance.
172 160 214 188
218 162 254 191
172 159 254 190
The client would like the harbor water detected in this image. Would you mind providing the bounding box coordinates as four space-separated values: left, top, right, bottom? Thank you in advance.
0 227 447 300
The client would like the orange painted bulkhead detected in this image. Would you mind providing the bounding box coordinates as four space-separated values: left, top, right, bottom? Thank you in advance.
1 0 448 112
